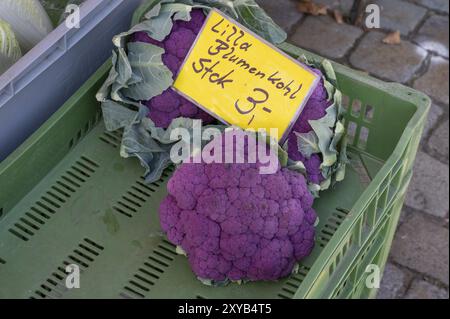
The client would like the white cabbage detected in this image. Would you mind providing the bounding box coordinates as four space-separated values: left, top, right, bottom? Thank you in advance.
0 0 53 52
0 19 22 74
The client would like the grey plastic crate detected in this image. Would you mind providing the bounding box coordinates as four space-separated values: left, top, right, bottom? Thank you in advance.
0 0 143 161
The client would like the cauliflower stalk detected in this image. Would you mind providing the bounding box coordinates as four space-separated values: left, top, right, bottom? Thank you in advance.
159 130 317 283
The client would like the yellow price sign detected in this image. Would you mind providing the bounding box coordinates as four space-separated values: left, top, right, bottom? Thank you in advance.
173 9 320 142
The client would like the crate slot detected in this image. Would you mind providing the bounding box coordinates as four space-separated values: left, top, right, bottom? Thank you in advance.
277 266 310 299
341 95 350 112
119 240 176 298
83 238 105 251
119 292 133 299
346 122 357 145
122 286 145 299
351 100 362 118
130 185 151 197
46 191 66 204
99 131 123 148
358 127 369 150
154 250 174 262
73 249 95 262
129 279 151 292
0 257 5 265
138 267 160 280
7 157 98 241
126 191 146 202
61 175 81 188
51 185 71 198
41 196 62 208
112 176 164 218
364 105 374 122
72 165 91 179
317 209 349 248
36 201 56 214
117 201 137 212
157 244 177 257
113 206 133 218
31 238 104 299
137 180 157 192
134 274 155 286
19 217 40 230
162 239 176 248
333 278 349 298
121 196 142 208
55 181 76 193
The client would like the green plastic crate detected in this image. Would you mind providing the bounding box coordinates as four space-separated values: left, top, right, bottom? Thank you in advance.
0 1 430 299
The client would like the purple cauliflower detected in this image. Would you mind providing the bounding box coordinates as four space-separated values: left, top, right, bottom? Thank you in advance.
132 9 215 128
159 130 317 282
288 68 331 185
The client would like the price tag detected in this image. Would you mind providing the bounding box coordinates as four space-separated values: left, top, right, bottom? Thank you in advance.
173 9 320 142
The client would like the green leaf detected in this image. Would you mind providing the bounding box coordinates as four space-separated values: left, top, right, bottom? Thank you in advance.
232 0 286 44
111 48 133 102
287 160 306 175
295 131 320 159
101 100 136 132
96 51 118 102
120 108 226 183
115 3 193 45
121 42 173 101
309 104 338 168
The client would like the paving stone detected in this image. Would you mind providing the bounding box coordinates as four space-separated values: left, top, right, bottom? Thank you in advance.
391 213 449 285
373 0 427 35
429 119 449 159
405 151 449 218
414 15 449 58
350 31 427 82
290 15 363 59
422 104 444 139
414 56 449 105
411 0 450 13
404 279 449 299
315 0 355 15
255 0 303 33
377 263 409 299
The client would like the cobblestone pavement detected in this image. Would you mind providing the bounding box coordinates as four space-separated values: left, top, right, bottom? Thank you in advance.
256 0 449 299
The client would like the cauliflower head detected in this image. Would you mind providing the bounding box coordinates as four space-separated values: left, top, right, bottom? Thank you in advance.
132 9 215 128
159 130 317 282
287 68 331 185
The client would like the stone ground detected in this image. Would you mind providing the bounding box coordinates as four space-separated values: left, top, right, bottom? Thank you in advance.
256 0 449 299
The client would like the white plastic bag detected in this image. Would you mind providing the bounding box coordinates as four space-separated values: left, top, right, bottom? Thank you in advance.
0 19 22 74
0 0 53 52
